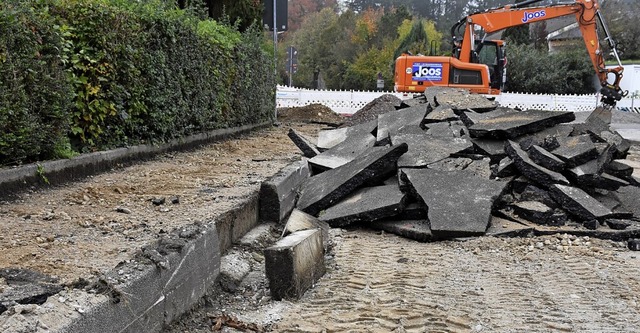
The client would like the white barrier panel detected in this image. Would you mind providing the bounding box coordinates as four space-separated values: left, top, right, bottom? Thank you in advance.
276 86 640 115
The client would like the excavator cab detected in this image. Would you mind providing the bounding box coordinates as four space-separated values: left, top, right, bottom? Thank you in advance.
473 40 506 91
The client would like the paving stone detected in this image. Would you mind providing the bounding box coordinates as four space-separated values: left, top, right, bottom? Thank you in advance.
393 133 473 168
552 135 598 167
468 110 575 139
369 220 433 242
319 185 406 227
288 128 320 158
401 168 509 237
528 145 565 172
549 184 613 221
259 160 311 223
297 143 408 216
424 104 459 123
317 120 377 150
505 140 570 188
265 229 325 301
308 131 376 171
376 105 429 143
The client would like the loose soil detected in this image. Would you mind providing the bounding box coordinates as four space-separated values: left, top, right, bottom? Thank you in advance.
277 104 345 126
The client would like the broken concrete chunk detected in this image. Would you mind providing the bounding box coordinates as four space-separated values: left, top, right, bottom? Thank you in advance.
552 135 598 167
219 251 251 293
376 105 429 143
505 140 570 188
369 220 432 242
549 184 613 221
468 110 575 139
319 185 406 227
317 120 377 150
288 128 320 158
393 133 473 168
282 209 330 244
297 143 408 216
401 169 509 238
308 132 376 171
423 104 459 123
259 160 310 223
528 145 565 172
265 229 325 301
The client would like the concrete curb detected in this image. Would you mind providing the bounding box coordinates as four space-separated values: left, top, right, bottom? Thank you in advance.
6 192 260 333
0 122 270 198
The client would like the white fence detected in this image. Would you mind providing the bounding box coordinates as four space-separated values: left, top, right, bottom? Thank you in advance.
276 85 640 115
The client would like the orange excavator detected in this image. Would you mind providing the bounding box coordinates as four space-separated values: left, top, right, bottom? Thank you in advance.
394 0 627 106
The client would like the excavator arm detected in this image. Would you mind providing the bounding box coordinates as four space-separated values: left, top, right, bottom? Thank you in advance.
453 0 626 106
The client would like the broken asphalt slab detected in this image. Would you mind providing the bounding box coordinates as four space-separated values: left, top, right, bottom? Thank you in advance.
401 168 509 238
549 184 613 222
369 220 432 242
288 128 320 158
505 140 570 188
319 185 406 227
392 133 473 168
296 143 408 216
376 105 429 143
468 110 575 139
308 130 376 171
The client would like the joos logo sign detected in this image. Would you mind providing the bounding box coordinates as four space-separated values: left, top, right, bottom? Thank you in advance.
412 63 443 81
522 10 546 23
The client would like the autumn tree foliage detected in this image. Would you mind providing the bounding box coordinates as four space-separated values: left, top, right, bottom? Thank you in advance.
288 0 339 32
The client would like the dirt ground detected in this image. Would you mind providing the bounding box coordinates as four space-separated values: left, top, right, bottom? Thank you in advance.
1 113 640 332
0 124 320 286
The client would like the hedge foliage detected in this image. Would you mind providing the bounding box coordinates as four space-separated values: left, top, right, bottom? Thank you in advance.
0 0 274 166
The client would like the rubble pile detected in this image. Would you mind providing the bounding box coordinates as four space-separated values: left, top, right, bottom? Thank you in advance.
290 87 640 241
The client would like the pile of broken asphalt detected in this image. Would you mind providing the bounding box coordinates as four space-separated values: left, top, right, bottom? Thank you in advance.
288 87 640 243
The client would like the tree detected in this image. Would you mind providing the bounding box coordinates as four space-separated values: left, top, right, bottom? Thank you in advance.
288 0 339 32
502 25 530 45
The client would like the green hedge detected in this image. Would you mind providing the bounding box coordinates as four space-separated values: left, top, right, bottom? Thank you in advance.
0 0 274 166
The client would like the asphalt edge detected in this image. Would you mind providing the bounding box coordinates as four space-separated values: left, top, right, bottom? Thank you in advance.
0 121 271 199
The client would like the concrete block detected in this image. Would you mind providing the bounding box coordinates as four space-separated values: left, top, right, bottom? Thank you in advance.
288 129 320 158
401 168 509 238
259 160 310 223
505 140 570 188
219 250 252 293
297 144 408 216
282 209 330 248
468 110 575 139
265 229 325 301
216 193 260 254
319 185 406 227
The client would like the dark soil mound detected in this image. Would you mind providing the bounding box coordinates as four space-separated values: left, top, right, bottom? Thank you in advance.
343 94 402 127
278 104 345 126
